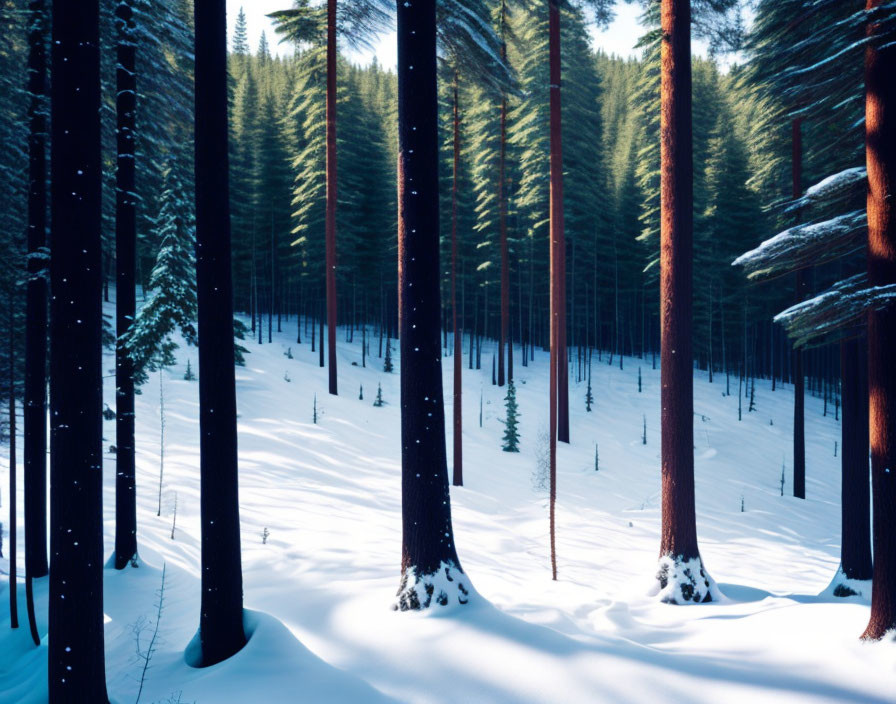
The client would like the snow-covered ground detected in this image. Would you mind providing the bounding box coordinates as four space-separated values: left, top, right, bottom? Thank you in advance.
1 304 894 703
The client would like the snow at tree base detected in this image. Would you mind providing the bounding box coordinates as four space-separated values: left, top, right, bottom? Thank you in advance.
1 312 894 703
2 0 896 701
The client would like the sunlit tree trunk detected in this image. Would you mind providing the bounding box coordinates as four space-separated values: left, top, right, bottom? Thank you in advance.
656 0 714 604
863 0 896 640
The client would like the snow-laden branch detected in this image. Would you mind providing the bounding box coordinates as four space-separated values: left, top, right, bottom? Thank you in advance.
732 210 865 280
773 274 896 348
785 167 866 213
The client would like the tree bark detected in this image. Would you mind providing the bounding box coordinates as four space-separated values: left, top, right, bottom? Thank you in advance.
49 0 109 696
863 0 896 640
9 300 18 629
657 0 712 602
792 118 807 500
326 0 338 395
193 0 247 664
114 0 139 570
451 72 462 487
498 31 509 388
548 0 562 579
24 0 49 583
395 0 468 610
839 337 872 583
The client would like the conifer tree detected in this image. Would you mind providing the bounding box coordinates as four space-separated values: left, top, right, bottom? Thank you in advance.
126 158 198 383
502 379 520 452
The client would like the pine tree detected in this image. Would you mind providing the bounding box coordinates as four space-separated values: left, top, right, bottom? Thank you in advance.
501 380 520 452
126 158 198 384
373 383 384 407
232 6 249 56
383 336 393 372
585 365 593 411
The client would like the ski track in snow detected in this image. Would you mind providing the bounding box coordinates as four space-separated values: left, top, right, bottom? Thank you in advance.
1 300 894 703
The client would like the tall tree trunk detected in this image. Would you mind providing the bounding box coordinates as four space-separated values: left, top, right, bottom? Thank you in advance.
792 118 807 500
837 337 872 586
193 0 247 664
548 0 562 579
656 0 714 604
863 0 896 639
24 0 49 583
395 0 469 610
325 0 338 395
498 17 509 388
319 295 325 367
114 0 138 570
9 297 18 629
49 0 109 696
451 72 463 487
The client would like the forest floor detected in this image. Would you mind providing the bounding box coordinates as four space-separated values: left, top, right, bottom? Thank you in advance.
1 302 895 703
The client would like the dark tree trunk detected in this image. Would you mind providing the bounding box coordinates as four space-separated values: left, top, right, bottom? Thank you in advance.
49 0 109 697
395 0 468 611
326 0 338 395
451 72 462 488
657 0 713 603
498 55 509 388
9 299 18 629
193 0 247 664
319 297 325 367
792 118 807 500
863 0 896 639
24 0 49 583
839 337 872 584
548 0 562 579
114 0 138 570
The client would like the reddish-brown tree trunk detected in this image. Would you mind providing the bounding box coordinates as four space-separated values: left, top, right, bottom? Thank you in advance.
863 0 896 640
452 73 462 487
326 0 338 395
792 118 806 499
658 0 703 573
548 0 562 580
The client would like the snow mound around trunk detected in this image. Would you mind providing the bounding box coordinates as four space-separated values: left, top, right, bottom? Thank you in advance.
649 554 722 604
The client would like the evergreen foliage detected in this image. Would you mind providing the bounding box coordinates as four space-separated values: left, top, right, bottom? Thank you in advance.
501 379 520 452
126 158 198 384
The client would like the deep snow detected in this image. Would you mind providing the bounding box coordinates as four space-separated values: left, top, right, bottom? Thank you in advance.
1 302 894 703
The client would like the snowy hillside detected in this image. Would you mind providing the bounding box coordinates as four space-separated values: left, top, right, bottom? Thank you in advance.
1 307 894 703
